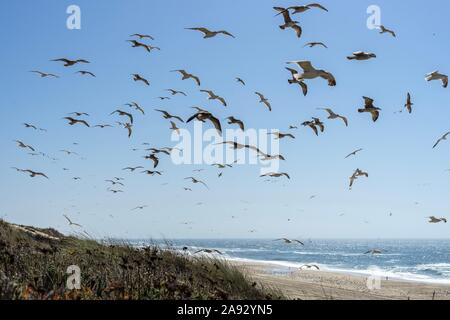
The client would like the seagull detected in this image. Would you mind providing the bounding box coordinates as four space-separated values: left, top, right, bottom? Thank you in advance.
426 71 448 88
157 96 171 100
378 25 396 37
268 132 295 140
300 264 320 270
132 74 150 86
155 109 184 122
171 69 201 86
358 97 381 122
121 123 133 138
275 238 304 245
123 166 144 172
365 249 384 255
51 58 90 67
132 205 148 211
130 33 154 40
63 117 90 127
94 124 113 128
236 77 246 86
14 140 35 152
166 89 187 96
111 110 134 124
125 102 145 115
185 27 235 39
194 249 223 255
226 117 245 131
260 154 286 161
302 120 319 136
349 169 369 190
347 52 377 60
69 112 89 117
59 150 78 156
428 216 448 224
127 40 160 52
108 189 124 194
255 92 272 111
405 92 413 114
185 177 209 189
287 61 336 86
23 123 38 130
433 132 450 149
304 42 328 48
273 7 302 38
312 118 325 133
345 148 363 159
142 170 163 176
63 214 82 227
200 90 227 107
280 4 328 15
144 154 160 168
317 108 348 126
289 125 298 130
286 68 308 96
105 180 125 187
187 111 222 135
217 141 266 157
21 169 49 179
76 70 96 77
261 173 291 179
30 70 59 78
170 121 180 135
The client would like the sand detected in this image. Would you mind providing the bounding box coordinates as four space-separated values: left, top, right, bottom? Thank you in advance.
232 260 450 300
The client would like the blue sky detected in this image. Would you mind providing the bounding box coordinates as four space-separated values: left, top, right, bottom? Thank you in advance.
1 0 449 239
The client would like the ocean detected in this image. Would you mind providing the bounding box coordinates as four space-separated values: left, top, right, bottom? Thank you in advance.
129 239 450 284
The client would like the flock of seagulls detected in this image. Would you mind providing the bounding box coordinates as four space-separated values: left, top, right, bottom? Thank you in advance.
9 2 449 256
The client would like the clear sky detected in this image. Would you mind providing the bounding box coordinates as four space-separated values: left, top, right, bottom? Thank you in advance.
1 0 449 239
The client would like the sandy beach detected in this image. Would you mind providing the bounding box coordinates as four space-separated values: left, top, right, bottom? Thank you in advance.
232 260 450 300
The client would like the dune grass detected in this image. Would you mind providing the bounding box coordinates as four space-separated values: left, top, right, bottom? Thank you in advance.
0 220 282 300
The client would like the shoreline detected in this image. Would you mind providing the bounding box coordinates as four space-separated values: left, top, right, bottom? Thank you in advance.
229 259 450 300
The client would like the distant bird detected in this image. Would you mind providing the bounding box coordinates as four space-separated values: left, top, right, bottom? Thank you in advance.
405 92 413 114
69 112 89 117
132 205 148 211
144 154 160 168
200 90 227 107
300 264 320 270
158 96 171 100
287 61 336 86
428 216 447 224
14 140 35 152
212 163 233 169
236 77 246 86
426 71 448 88
127 40 160 52
63 117 90 127
183 188 193 192
108 189 124 194
51 58 90 67
286 68 308 96
377 25 396 37
432 132 450 149
94 124 113 128
318 108 348 126
60 150 78 156
345 148 363 159
268 132 295 140
273 7 302 38
172 69 201 86
187 111 222 135
170 121 180 135
142 170 163 176
277 4 328 15
23 123 38 130
347 52 377 61
155 109 184 123
302 120 319 136
125 102 145 115
289 125 298 130
255 92 272 111
275 238 304 245
349 169 369 189
185 177 209 189
111 110 134 124
21 169 49 179
76 70 96 77
30 70 58 78
261 172 291 179
106 180 124 187
122 123 133 138
130 33 154 40
166 89 187 96
132 74 150 86
123 166 144 172
186 27 235 39
365 249 384 255
358 97 381 122
260 154 286 161
194 249 223 255
304 42 328 48
226 117 245 131
312 118 325 133
63 214 82 227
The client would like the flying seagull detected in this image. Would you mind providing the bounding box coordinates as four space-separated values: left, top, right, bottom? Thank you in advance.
377 25 396 37
111 110 134 124
286 68 308 96
426 71 448 88
345 148 363 159
14 140 35 152
185 27 235 39
185 177 209 189
347 52 377 61
365 249 384 255
51 58 90 67
236 77 246 86
428 216 447 224
30 71 59 78
276 4 328 15
132 74 150 86
432 132 450 149
63 117 90 127
63 214 82 227
275 238 304 245
349 169 369 190
123 166 144 172
273 7 302 38
255 92 272 111
155 109 184 123
226 117 245 131
21 169 49 179
127 40 160 52
171 69 201 86
166 89 187 96
200 90 227 107
187 110 222 135
318 108 348 126
130 33 154 40
261 172 291 179
358 97 381 122
304 42 328 48
268 132 295 140
405 92 413 114
76 70 96 77
287 60 336 86
194 249 223 254
144 154 160 168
